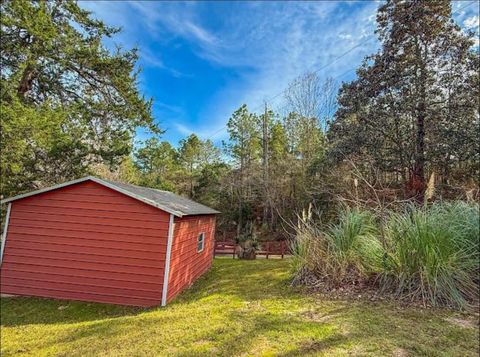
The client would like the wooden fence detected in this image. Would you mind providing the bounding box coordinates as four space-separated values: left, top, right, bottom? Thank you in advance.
214 240 289 259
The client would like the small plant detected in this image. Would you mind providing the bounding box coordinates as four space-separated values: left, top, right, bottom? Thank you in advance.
236 221 259 259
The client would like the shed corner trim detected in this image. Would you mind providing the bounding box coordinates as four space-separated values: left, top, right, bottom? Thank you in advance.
0 203 12 266
161 213 175 306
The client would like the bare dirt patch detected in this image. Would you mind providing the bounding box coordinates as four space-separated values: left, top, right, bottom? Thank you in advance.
393 347 410 357
445 317 478 329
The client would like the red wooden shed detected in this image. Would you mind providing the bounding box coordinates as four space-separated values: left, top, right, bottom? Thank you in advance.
0 176 219 307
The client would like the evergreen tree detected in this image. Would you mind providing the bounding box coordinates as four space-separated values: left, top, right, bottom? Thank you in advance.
0 0 158 197
135 138 178 191
224 104 261 233
178 134 221 197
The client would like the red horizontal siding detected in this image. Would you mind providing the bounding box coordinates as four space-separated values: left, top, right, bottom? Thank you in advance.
8 226 166 245
5 248 165 268
0 180 169 306
3 264 163 283
8 240 165 259
1 269 163 291
4 255 164 276
13 204 166 222
9 217 168 237
1 285 158 306
14 199 162 214
1 277 162 299
167 215 215 302
12 211 169 229
8 234 166 252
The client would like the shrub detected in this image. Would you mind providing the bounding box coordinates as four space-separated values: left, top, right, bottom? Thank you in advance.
380 202 479 309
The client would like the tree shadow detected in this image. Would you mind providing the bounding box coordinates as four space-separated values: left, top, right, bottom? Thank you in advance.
174 258 300 303
2 259 475 357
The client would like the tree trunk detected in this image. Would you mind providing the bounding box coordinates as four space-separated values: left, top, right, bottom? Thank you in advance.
262 103 269 225
411 37 427 203
17 63 37 98
189 163 194 198
412 99 426 202
237 160 244 235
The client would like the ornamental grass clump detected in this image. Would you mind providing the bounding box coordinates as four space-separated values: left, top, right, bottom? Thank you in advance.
291 202 479 309
380 202 479 309
291 209 382 287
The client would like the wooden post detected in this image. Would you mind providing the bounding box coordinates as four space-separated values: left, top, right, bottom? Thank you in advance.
281 241 284 259
266 242 270 259
233 243 236 259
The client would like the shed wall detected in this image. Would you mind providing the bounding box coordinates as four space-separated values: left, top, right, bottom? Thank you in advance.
0 181 169 306
167 215 215 302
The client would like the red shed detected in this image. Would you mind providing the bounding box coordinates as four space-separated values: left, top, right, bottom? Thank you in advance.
0 176 219 307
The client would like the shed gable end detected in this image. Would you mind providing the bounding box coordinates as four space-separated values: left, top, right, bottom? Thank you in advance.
0 181 170 306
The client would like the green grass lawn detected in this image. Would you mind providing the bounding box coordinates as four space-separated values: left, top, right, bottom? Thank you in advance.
1 258 478 356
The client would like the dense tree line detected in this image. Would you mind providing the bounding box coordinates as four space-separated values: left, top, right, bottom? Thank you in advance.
1 0 478 239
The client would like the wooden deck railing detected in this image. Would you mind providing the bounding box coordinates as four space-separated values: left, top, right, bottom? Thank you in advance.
214 240 289 259
214 241 237 258
256 240 288 259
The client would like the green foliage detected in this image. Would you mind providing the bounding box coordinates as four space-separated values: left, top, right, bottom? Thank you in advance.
326 209 383 277
1 0 158 197
178 134 221 197
381 202 480 309
292 209 381 285
292 202 480 309
224 104 261 167
329 0 479 198
134 138 178 191
195 162 229 207
132 134 222 197
269 121 288 164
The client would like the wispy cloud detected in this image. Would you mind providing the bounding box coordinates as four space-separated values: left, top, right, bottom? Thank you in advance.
81 1 479 145
464 15 479 30
173 123 226 141
128 2 220 48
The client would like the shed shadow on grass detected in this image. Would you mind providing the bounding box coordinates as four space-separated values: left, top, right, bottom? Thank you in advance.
0 296 147 327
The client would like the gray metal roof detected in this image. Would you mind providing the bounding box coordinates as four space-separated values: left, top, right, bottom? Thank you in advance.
1 176 220 217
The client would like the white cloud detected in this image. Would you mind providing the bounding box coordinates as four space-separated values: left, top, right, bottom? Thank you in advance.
464 16 479 29
173 123 226 141
338 33 353 40
184 21 218 45
128 2 220 48
80 1 479 145
145 2 381 142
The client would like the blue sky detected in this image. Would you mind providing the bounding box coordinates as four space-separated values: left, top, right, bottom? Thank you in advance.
80 1 479 146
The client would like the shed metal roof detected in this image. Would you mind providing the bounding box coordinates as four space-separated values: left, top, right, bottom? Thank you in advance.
0 176 220 217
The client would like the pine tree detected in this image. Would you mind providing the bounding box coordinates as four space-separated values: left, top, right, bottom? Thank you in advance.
178 134 221 198
224 104 261 233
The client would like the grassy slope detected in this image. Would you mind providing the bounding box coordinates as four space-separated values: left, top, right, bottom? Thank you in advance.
1 259 478 357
